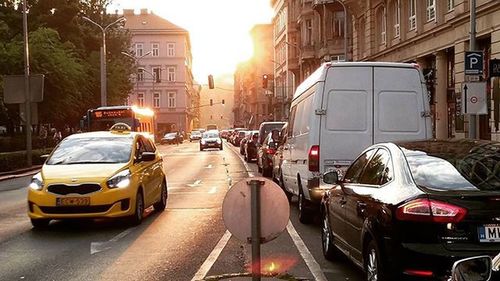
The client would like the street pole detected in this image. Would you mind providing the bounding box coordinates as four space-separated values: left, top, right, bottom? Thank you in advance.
22 0 32 166
469 0 477 139
249 179 263 281
101 31 107 106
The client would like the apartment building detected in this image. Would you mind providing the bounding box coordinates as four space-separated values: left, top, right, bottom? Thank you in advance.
123 9 200 137
345 0 500 141
271 0 352 120
233 24 274 129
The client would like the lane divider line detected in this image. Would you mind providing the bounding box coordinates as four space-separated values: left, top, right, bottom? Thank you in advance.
191 230 232 281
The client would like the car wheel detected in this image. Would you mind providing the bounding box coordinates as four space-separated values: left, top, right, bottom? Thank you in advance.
129 190 144 225
153 181 168 212
220 145 223 150
200 146 204 151
321 212 338 260
298 189 314 224
31 218 50 229
262 166 272 177
257 162 262 173
364 240 391 281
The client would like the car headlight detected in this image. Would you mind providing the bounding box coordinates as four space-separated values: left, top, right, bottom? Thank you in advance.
29 172 44 191
201 140 206 144
107 169 131 189
216 139 222 144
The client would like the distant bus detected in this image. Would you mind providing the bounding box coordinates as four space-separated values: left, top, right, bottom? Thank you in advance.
82 106 155 138
206 124 218 131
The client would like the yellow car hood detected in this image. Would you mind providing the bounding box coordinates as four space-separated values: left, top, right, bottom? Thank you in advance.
41 164 128 182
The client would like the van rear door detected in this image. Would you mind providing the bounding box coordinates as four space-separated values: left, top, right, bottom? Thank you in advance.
373 66 430 143
320 66 373 174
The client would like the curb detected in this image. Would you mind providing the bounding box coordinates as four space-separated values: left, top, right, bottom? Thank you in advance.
0 166 42 182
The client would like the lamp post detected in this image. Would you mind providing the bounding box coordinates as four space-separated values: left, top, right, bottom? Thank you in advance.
82 16 126 107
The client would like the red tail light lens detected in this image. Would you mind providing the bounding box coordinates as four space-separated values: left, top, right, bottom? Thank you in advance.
266 148 276 155
396 198 467 223
308 145 320 172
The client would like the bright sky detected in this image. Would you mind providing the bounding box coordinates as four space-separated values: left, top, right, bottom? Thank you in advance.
110 0 274 82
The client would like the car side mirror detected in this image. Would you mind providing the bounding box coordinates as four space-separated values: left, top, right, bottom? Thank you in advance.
139 152 156 162
323 171 339 185
40 154 50 160
451 256 492 281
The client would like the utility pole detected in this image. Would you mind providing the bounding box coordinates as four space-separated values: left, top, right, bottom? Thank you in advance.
22 0 32 166
469 0 477 139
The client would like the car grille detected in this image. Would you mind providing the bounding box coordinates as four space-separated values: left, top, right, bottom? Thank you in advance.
47 184 102 195
40 205 112 214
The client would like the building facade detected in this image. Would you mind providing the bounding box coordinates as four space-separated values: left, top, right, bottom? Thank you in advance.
233 24 275 129
123 9 200 137
270 0 352 120
344 0 500 141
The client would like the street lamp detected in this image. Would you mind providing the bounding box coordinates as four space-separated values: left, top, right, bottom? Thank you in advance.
82 16 126 107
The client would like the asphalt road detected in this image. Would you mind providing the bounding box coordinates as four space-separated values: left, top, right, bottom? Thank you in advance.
0 141 364 281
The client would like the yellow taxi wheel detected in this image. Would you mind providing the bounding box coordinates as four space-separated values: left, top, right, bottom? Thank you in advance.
129 190 144 225
31 218 50 229
153 181 168 212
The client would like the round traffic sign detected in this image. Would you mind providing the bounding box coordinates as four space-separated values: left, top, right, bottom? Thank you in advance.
222 177 290 244
470 96 478 103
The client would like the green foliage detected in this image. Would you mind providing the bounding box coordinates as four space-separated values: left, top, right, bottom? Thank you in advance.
0 0 134 132
0 148 53 172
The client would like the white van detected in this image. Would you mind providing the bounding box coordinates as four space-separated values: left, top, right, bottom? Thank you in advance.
280 62 432 223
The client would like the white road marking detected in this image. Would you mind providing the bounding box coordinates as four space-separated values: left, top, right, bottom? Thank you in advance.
286 222 328 281
191 230 232 281
187 179 202 187
208 187 217 194
91 228 134 255
206 164 213 169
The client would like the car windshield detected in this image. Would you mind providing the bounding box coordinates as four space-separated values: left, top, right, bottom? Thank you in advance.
192 131 201 136
47 137 133 165
402 141 500 191
203 132 219 138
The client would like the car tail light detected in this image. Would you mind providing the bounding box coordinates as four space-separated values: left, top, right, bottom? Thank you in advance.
396 198 467 223
266 148 276 155
308 145 320 172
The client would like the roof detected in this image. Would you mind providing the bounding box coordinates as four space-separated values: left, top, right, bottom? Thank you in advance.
123 9 187 33
65 131 137 140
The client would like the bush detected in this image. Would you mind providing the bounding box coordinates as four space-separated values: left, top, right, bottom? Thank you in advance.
0 136 53 153
0 148 53 172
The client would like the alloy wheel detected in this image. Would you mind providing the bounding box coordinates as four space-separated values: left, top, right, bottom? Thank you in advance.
366 248 378 281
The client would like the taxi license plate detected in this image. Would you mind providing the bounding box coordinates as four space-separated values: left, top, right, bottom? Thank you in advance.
56 197 90 206
478 224 500 242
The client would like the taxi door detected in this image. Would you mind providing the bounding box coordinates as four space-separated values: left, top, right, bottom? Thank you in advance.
143 137 163 202
134 137 154 206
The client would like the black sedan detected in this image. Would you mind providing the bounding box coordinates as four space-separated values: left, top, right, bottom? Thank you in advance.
320 139 500 281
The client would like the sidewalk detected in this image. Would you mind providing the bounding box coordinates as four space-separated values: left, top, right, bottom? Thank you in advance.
0 166 42 182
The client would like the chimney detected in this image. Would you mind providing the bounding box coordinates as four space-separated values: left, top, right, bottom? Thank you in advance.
140 9 148 15
123 9 134 15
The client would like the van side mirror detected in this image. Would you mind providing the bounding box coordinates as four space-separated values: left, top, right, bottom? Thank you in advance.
451 256 492 281
323 171 339 185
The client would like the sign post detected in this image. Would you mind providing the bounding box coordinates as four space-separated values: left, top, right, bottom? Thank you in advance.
462 82 487 115
249 179 263 281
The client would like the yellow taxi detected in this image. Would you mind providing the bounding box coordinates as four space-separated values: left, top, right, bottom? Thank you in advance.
27 123 168 228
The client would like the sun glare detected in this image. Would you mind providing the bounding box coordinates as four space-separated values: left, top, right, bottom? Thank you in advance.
110 0 273 81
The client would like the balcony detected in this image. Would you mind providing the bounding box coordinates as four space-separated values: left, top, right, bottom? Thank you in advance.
312 0 335 7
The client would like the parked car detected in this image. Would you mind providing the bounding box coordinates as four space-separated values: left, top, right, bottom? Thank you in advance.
282 61 432 224
271 123 288 184
320 139 500 281
244 131 259 162
189 130 202 142
27 125 168 228
161 132 182 144
257 130 280 177
200 130 223 151
239 131 251 155
233 130 247 147
257 121 286 146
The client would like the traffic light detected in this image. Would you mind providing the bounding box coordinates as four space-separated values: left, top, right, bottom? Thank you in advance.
210 99 213 106
262 74 269 88
208 75 214 89
222 99 225 105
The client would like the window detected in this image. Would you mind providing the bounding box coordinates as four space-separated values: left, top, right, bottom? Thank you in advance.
426 0 436 22
305 19 312 45
333 11 345 38
409 0 416 30
152 67 162 83
394 0 400 37
447 0 454 12
135 43 143 57
359 149 392 186
167 43 175 57
167 66 176 82
137 68 144 82
153 92 160 108
343 149 377 184
137 93 145 107
378 6 387 45
167 92 176 108
152 43 159 57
